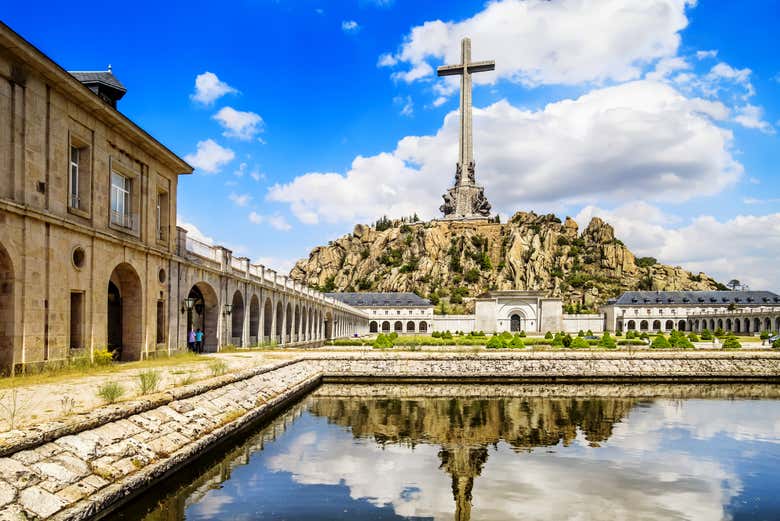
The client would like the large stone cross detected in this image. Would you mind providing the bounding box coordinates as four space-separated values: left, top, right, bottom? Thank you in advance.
438 37 495 187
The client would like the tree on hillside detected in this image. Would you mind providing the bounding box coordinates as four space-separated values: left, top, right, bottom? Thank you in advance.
727 279 741 290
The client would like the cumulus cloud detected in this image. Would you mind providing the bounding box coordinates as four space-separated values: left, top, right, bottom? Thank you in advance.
342 20 360 33
228 192 252 207
184 139 235 174
177 217 214 244
213 107 264 140
394 95 414 116
696 49 718 60
268 80 741 225
249 211 292 231
575 203 780 291
734 104 775 134
191 72 237 105
382 0 693 88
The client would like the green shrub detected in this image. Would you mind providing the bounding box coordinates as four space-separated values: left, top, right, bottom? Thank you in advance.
700 329 713 340
137 370 161 395
562 334 573 348
772 338 780 349
552 334 564 347
615 330 623 337
688 333 700 342
389 332 399 341
500 331 513 340
640 332 650 340
486 336 506 349
577 330 585 337
669 330 693 349
544 331 553 340
93 349 114 366
431 331 442 338
373 334 393 349
586 329 594 337
571 337 590 349
97 381 124 404
518 330 526 337
464 268 480 283
625 330 636 339
714 328 725 337
651 335 671 349
442 331 453 339
599 332 617 349
760 331 770 340
509 336 525 349
722 337 741 349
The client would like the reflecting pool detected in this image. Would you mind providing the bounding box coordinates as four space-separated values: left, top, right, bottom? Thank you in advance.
120 384 780 520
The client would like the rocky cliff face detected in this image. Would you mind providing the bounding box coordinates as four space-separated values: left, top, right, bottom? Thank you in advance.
290 212 721 309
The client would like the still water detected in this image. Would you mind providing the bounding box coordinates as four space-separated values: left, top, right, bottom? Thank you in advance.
120 384 780 521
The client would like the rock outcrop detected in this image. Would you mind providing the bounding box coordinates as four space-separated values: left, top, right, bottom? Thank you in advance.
290 212 721 310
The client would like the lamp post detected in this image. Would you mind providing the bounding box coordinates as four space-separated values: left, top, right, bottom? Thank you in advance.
223 303 232 316
182 297 195 314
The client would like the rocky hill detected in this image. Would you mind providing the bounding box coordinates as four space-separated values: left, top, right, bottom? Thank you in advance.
290 212 722 311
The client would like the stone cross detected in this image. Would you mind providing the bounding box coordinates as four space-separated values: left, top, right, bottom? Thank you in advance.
437 37 495 187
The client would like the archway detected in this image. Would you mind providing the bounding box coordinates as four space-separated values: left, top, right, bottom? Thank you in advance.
231 290 244 346
325 311 333 339
626 320 636 330
263 298 273 343
775 316 780 332
419 321 428 333
394 321 403 333
753 318 761 333
381 321 390 332
294 304 300 341
652 320 661 331
665 320 674 331
301 307 308 341
764 318 771 332
726 318 732 331
186 282 219 352
275 302 283 342
0 243 13 373
370 321 378 333
406 321 415 333
309 308 314 339
678 320 686 331
285 303 293 342
717 319 723 330
709 319 715 331
249 294 260 345
744 318 751 334
640 320 648 331
108 263 143 361
734 319 741 334
510 313 525 332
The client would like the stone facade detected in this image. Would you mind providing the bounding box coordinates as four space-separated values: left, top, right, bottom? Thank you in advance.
0 23 366 372
475 291 563 333
327 292 433 335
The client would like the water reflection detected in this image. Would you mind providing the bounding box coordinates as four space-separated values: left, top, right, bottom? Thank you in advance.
123 384 780 521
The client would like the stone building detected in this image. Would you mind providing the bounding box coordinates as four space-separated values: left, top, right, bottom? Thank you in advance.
601 291 780 334
326 292 433 334
0 22 366 373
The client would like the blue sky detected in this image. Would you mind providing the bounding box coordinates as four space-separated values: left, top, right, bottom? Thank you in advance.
4 0 779 289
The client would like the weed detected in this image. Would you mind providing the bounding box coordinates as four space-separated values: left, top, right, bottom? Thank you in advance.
136 370 161 395
209 360 228 377
60 395 76 416
97 381 125 404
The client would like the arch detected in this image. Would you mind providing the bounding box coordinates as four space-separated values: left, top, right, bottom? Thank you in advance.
325 311 333 340
369 321 379 333
394 321 403 332
775 316 780 332
640 320 648 331
381 321 391 332
664 320 674 331
263 298 273 341
725 318 732 332
108 263 143 360
709 319 715 331
275 301 283 341
0 243 14 373
406 321 415 333
249 294 260 345
186 282 219 352
753 318 761 334
419 321 428 333
309 308 314 339
677 320 686 332
764 317 772 333
231 290 244 346
510 313 525 332
301 307 308 341
744 318 750 334
294 304 301 340
717 319 724 330
734 319 741 334
285 303 293 342
626 320 636 330
652 320 661 331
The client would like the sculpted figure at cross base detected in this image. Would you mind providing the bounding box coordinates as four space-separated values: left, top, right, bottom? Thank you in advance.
438 37 495 220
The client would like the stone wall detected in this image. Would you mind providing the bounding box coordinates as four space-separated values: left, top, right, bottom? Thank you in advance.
1 351 779 519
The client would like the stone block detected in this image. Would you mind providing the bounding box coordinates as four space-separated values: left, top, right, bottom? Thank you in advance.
0 457 39 489
56 434 98 460
18 486 68 518
0 480 15 508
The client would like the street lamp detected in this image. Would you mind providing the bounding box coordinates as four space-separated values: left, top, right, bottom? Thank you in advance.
181 297 195 314
223 303 232 316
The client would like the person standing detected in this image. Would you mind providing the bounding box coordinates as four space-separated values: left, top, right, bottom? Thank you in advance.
196 328 204 353
188 327 196 352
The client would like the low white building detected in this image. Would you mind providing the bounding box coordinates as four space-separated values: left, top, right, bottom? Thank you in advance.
600 291 780 333
326 292 434 334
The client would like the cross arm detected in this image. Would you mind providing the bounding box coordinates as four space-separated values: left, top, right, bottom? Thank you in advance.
467 61 495 73
437 64 465 77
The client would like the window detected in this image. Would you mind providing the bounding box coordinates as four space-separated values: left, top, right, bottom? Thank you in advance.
70 147 80 208
70 292 84 349
156 300 166 344
156 190 169 242
110 171 132 229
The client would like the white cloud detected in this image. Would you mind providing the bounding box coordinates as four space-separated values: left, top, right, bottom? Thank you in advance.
269 80 741 225
432 96 448 107
743 197 780 205
213 107 264 141
575 203 780 291
646 56 690 81
377 53 398 67
184 139 235 174
382 0 693 87
341 20 360 33
696 49 718 60
190 72 237 105
177 218 214 244
249 211 292 231
394 95 414 117
228 192 252 207
734 104 775 134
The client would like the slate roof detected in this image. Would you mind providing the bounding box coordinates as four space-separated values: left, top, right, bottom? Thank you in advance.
69 71 127 93
325 292 432 307
614 291 780 306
